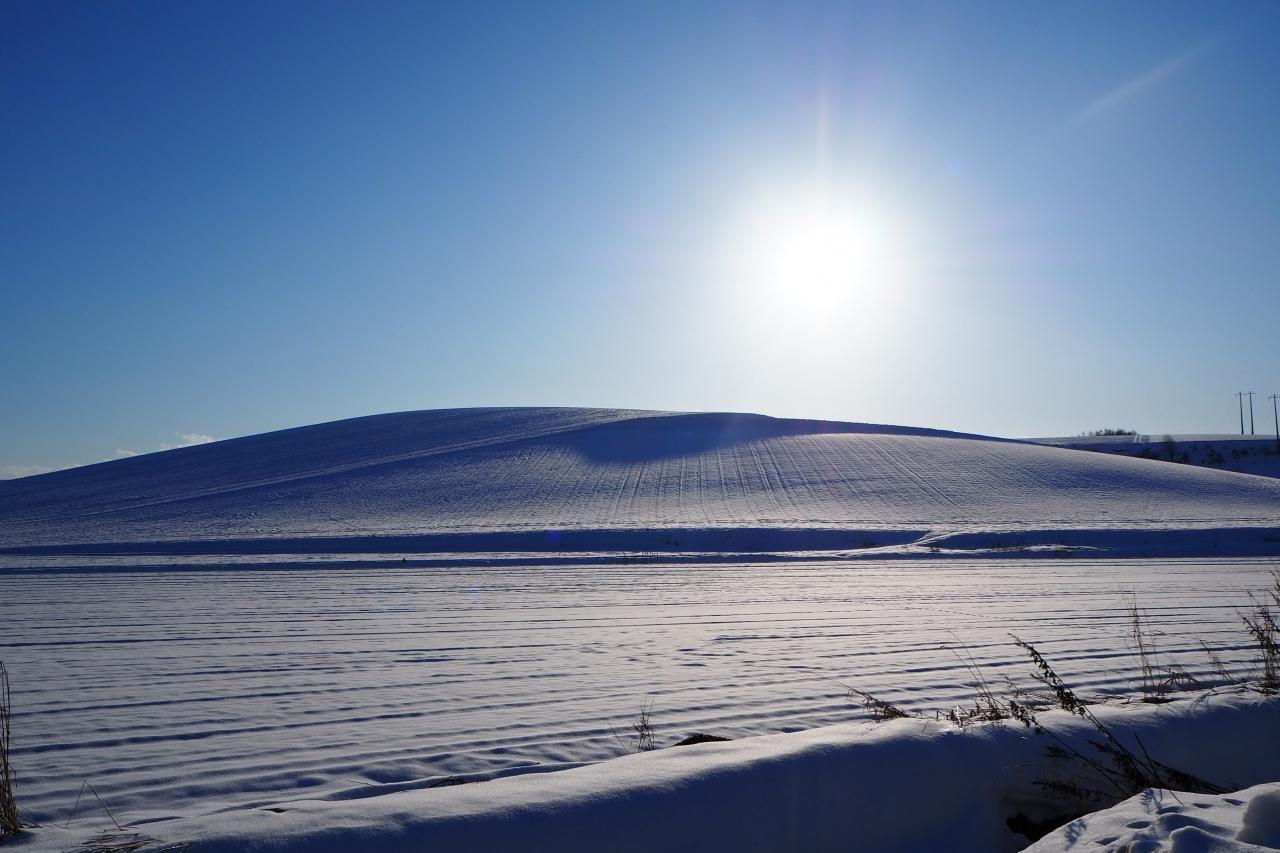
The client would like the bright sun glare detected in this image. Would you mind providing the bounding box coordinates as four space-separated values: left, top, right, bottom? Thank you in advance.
764 204 890 302
729 189 905 321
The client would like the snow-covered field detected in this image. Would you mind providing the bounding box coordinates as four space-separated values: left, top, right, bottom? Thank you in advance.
3 556 1279 851
3 408 1278 851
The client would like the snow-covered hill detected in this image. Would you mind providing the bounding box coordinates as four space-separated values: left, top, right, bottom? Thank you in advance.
3 407 1279 556
1031 433 1280 480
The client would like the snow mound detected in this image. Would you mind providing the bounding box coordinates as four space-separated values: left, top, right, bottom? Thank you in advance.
1028 782 1280 852
3 407 1279 556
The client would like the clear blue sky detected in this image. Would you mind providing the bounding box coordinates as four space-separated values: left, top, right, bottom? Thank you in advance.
4 1 1280 476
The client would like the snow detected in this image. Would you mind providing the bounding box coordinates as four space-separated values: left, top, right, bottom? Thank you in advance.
2 408 1279 557
1031 434 1280 481
3 556 1278 849
14 689 1280 853
1027 782 1280 852
3 408 1278 851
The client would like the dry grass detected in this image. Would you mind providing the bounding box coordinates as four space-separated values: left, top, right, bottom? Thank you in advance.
613 698 658 753
835 583 1280 847
1008 635 1224 802
1240 571 1280 691
836 592 1271 830
630 698 657 752
1127 597 1161 701
0 660 18 840
841 685 910 721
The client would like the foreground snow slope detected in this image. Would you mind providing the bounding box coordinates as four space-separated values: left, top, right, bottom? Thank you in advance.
2 408 1279 553
24 690 1279 853
1028 781 1280 852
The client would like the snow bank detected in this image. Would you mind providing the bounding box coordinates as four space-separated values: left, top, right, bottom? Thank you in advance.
21 690 1276 853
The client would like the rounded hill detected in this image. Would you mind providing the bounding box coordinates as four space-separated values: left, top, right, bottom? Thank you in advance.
2 407 1278 556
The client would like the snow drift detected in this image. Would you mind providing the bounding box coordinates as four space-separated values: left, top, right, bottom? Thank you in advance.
2 408 1279 556
1028 780 1280 852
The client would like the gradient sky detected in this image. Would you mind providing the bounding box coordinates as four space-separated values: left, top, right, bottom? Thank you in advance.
5 1 1280 477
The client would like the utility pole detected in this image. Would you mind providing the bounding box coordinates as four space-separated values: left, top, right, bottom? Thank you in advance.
1247 391 1256 435
1237 391 1246 435
1271 394 1279 454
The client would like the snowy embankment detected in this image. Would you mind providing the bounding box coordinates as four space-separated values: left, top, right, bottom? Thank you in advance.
3 408 1279 558
21 690 1279 853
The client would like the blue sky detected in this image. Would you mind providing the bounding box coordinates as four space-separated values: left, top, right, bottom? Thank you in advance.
4 1 1280 476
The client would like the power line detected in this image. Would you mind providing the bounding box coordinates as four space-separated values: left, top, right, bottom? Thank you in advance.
1236 391 1246 435
1246 391 1256 435
1271 394 1279 455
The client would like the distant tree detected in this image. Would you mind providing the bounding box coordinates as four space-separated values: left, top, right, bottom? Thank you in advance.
1162 434 1179 461
1083 428 1137 437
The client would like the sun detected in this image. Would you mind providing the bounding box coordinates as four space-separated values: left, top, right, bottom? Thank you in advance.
730 189 902 318
763 204 890 304
712 183 916 353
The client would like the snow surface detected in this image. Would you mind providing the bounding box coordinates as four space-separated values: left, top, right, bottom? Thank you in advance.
3 556 1279 846
1032 434 1280 481
4 409 1279 851
1028 781 1280 852
2 408 1279 556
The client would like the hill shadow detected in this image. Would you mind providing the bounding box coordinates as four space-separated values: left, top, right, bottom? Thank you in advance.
559 412 993 464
